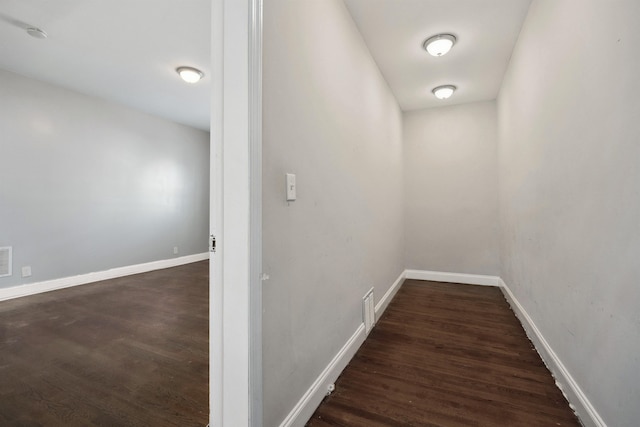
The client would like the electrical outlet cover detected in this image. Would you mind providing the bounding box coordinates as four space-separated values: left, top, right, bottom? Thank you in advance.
21 266 32 277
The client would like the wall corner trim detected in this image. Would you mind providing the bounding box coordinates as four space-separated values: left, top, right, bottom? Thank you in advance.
498 278 607 427
405 269 500 286
0 253 210 302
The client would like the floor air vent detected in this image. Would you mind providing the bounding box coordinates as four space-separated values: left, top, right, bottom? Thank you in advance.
0 246 12 277
363 288 375 334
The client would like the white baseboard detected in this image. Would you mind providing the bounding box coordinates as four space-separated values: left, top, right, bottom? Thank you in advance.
377 270 604 426
375 270 406 317
279 324 367 427
0 252 209 302
499 278 606 427
279 271 406 427
405 269 500 287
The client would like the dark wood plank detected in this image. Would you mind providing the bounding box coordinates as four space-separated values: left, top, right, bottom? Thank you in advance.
307 280 581 427
0 261 209 427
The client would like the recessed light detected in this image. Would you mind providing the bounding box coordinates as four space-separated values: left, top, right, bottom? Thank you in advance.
423 34 456 57
26 27 48 39
176 66 204 84
432 85 456 100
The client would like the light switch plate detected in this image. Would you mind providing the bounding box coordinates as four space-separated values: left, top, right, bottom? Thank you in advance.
286 173 296 201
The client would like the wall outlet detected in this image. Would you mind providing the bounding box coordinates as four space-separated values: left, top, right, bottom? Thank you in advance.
173 246 179 254
21 266 32 278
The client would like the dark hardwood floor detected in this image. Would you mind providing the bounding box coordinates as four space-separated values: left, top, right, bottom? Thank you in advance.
0 261 208 427
307 280 581 427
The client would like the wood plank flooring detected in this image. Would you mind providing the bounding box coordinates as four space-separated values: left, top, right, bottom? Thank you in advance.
0 261 208 427
307 280 581 427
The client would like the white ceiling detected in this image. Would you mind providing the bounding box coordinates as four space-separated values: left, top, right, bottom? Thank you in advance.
0 1 531 130
0 0 210 131
344 0 532 111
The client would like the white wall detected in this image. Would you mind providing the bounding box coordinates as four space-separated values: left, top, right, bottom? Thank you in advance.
0 69 210 288
404 101 499 275
262 0 404 425
498 1 640 425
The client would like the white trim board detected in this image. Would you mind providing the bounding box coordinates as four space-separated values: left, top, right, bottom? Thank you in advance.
498 278 606 427
279 324 366 427
405 269 500 287
356 269 604 427
375 270 406 317
279 270 406 427
0 252 209 302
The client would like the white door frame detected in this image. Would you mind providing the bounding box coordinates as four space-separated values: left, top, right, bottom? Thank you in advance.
210 0 262 426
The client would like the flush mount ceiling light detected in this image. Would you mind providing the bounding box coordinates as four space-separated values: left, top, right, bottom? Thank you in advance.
423 34 456 57
26 27 48 39
432 85 457 100
176 66 204 83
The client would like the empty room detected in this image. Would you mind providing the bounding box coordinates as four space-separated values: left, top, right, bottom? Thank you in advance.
0 1 211 425
2 0 639 427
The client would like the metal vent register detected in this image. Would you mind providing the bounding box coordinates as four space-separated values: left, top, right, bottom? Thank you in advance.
0 246 12 277
363 288 375 334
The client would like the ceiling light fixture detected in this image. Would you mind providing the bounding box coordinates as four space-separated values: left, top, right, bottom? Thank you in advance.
176 66 204 84
26 27 48 39
432 85 456 100
423 34 456 57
